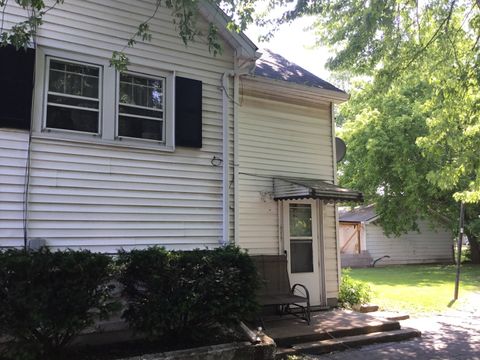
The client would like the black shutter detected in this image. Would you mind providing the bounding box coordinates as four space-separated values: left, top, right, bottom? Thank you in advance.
0 45 35 130
175 76 202 148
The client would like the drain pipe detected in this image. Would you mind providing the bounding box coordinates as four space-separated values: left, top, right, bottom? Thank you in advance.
221 71 234 245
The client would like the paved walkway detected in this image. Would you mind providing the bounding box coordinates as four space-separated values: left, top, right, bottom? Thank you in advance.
307 293 480 360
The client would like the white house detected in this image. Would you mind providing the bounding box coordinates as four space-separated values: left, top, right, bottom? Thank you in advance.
0 0 362 307
339 205 453 267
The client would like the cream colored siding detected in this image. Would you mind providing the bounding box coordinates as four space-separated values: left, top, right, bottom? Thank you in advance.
366 221 453 265
237 94 339 298
1 0 235 252
323 204 339 297
0 131 29 248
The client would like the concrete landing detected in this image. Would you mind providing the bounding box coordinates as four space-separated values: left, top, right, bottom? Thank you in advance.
262 310 420 358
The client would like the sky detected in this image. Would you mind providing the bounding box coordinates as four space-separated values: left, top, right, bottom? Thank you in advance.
245 17 333 81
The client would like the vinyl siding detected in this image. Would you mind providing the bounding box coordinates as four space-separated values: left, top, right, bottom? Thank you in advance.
366 221 454 265
0 130 29 248
237 93 340 299
1 0 235 252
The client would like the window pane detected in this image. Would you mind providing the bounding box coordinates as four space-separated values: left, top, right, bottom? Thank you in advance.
50 61 65 71
118 116 163 141
49 69 65 93
119 82 132 104
291 240 313 273
46 106 98 133
83 76 99 98
148 79 163 109
49 59 99 99
289 204 312 237
65 73 82 96
133 83 148 106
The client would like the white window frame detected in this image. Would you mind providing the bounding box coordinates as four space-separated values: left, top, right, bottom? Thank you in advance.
43 56 103 136
115 66 174 150
116 71 166 144
32 47 175 152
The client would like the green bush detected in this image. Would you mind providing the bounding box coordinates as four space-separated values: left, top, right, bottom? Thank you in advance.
117 245 259 343
0 248 118 360
338 268 372 308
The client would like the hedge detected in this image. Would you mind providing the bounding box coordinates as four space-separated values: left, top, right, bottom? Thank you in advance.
117 245 259 343
0 248 117 360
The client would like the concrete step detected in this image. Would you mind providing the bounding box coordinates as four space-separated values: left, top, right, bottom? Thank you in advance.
356 304 379 313
374 311 410 321
273 320 400 347
276 328 421 358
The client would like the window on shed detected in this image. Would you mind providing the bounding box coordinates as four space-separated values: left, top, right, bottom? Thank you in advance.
117 73 165 142
0 45 35 130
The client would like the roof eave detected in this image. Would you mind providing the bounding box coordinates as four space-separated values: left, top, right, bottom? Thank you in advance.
197 1 259 66
243 75 350 104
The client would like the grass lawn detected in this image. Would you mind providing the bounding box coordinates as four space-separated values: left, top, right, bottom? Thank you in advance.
348 264 480 316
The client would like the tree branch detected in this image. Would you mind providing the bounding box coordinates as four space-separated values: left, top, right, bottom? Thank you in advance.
399 0 456 71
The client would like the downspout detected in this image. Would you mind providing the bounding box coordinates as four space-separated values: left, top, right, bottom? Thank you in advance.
221 50 260 246
233 74 240 245
221 71 234 245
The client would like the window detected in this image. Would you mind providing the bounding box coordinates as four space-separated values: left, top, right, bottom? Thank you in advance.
35 48 185 151
118 73 165 142
289 204 314 273
45 58 101 134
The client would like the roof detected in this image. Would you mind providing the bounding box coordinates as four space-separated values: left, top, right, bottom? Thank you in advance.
339 204 378 223
253 49 346 93
273 177 363 202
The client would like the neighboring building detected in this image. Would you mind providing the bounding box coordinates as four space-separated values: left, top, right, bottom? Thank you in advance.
0 0 362 307
339 205 453 267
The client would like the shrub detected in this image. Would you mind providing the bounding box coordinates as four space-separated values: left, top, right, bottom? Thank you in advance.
117 245 259 343
338 268 372 308
0 248 118 360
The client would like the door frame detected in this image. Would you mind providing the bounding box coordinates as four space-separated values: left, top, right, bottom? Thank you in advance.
278 198 327 307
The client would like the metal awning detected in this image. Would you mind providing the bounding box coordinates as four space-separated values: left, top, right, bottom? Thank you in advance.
273 177 363 202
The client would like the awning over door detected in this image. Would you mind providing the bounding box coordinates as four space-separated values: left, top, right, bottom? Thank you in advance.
273 177 363 202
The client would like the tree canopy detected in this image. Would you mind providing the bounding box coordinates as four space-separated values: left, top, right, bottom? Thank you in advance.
332 0 480 261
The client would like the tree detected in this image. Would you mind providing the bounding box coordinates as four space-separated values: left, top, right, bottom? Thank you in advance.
0 0 258 70
331 0 480 262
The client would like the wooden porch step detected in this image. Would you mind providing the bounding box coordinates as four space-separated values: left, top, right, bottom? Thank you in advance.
275 327 421 358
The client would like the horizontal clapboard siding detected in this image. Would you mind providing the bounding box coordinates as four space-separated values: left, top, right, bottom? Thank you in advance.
366 221 454 265
0 130 28 248
323 204 339 298
237 94 340 299
2 0 236 252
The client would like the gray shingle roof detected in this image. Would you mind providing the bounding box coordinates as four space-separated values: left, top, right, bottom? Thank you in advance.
253 49 345 93
339 204 378 223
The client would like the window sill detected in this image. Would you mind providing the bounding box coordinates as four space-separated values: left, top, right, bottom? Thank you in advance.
32 131 175 153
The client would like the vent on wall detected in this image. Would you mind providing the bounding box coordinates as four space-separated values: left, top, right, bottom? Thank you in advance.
0 45 35 130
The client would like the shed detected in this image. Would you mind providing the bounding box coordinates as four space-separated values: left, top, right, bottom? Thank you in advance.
339 205 454 267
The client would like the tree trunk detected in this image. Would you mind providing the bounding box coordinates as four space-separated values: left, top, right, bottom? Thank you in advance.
469 235 480 264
